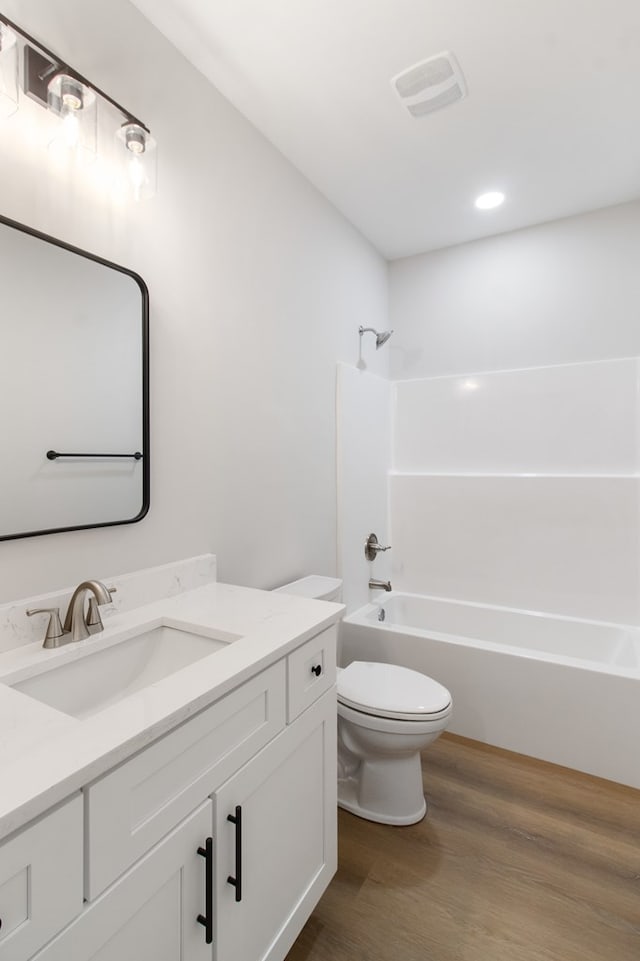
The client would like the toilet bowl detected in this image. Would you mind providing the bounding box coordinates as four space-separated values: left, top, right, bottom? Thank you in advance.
337 661 451 825
274 576 452 826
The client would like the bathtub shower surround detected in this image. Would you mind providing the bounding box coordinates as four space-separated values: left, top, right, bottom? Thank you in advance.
341 594 640 788
392 358 640 476
390 474 639 624
390 358 640 625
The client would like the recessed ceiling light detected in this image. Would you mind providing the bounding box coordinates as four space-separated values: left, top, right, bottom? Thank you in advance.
475 191 505 210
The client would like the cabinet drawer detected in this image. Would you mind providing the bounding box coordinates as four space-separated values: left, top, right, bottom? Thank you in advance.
0 795 83 961
85 661 286 900
287 626 336 721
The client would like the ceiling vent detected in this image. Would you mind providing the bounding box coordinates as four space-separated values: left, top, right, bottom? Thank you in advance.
391 52 467 118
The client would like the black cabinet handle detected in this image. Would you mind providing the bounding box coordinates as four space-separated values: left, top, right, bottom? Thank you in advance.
197 837 213 944
227 805 242 902
311 664 322 677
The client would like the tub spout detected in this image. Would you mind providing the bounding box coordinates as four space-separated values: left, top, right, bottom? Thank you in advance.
369 579 392 592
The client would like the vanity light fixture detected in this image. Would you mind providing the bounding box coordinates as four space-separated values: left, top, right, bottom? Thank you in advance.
474 191 505 210
0 11 157 198
0 20 18 118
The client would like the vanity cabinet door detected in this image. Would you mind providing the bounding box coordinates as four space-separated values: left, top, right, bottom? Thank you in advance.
213 689 337 961
31 801 213 961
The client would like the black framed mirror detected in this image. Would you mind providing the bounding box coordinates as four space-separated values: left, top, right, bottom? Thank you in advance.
0 214 149 541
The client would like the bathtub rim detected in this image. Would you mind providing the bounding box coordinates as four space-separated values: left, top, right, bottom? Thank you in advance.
342 591 640 679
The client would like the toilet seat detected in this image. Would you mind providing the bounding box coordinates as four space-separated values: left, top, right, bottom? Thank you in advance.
337 661 451 721
338 699 451 736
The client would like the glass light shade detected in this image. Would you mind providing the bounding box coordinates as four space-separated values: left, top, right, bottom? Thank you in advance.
47 73 97 159
0 23 19 119
116 123 157 201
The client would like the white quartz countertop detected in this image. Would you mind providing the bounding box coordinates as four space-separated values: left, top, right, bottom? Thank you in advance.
0 581 343 841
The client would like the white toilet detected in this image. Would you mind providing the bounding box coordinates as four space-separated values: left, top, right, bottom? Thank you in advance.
274 575 453 826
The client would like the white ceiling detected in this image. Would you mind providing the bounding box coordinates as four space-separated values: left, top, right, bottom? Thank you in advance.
130 0 640 259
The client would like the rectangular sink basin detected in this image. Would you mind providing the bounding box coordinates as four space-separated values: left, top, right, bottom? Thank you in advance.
11 624 236 720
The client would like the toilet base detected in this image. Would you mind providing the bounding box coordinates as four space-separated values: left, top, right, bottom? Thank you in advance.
337 751 428 826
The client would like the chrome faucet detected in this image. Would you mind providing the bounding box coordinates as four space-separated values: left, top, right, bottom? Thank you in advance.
368 579 392 592
63 581 115 641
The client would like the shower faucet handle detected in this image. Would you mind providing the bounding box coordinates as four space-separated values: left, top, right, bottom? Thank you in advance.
365 533 392 562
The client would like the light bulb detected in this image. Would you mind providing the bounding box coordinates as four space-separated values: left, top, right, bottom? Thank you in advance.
129 156 145 190
62 112 80 147
62 92 82 110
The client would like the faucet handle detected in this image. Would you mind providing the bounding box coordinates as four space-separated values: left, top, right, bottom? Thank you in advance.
365 533 392 562
26 608 65 648
86 587 117 634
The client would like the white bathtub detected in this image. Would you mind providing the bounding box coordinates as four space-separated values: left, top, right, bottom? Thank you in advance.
341 593 640 789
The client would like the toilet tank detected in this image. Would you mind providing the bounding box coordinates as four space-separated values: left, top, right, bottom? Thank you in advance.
273 575 343 602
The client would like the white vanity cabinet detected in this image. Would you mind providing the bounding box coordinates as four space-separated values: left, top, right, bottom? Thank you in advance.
11 624 337 961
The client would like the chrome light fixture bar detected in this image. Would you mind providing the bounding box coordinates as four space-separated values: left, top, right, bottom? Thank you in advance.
0 11 157 199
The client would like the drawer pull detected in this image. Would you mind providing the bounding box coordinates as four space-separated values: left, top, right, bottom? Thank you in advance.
197 837 213 944
311 664 322 677
227 805 243 902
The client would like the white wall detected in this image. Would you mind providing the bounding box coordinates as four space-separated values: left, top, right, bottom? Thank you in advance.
0 0 388 603
389 201 640 380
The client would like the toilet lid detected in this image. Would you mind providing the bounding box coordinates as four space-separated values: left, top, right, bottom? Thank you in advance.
337 661 451 718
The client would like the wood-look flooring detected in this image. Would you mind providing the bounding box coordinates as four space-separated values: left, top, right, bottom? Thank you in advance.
285 733 640 961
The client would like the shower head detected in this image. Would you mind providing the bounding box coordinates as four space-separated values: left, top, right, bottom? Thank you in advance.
359 326 394 350
375 329 393 348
